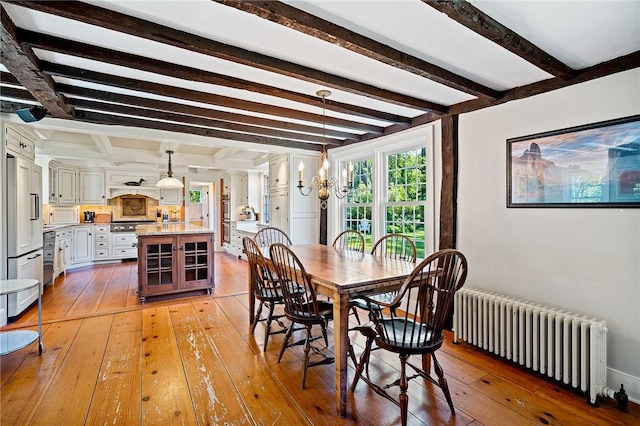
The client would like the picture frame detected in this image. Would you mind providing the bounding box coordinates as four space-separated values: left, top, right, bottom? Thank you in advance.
507 115 640 208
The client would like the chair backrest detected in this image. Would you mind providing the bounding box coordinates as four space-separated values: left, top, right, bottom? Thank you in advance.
243 237 279 298
269 243 323 321
370 233 417 262
332 230 365 252
254 226 292 248
375 249 468 351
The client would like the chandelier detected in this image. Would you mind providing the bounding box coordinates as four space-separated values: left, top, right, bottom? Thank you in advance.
297 90 354 209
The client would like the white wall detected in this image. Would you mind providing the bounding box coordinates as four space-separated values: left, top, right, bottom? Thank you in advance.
457 69 640 401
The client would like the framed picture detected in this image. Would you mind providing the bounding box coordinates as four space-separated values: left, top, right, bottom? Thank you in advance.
507 115 640 208
122 196 147 216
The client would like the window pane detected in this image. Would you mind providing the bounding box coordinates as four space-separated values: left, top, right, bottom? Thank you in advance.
344 158 373 251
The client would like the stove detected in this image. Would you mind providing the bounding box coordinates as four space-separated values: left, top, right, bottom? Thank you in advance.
110 221 155 232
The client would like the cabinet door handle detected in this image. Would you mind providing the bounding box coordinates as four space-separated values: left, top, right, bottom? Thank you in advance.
275 206 280 210
180 245 184 250
172 246 177 251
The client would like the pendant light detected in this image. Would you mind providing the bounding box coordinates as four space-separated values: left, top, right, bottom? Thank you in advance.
156 150 184 188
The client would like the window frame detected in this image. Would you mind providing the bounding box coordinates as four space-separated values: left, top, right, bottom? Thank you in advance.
330 126 437 257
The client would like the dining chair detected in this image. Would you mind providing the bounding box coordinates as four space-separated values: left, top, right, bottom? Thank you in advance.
253 226 292 248
243 237 288 352
350 234 418 324
269 243 335 389
331 229 364 252
350 249 468 426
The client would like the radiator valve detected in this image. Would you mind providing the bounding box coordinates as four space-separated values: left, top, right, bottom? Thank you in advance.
614 384 629 413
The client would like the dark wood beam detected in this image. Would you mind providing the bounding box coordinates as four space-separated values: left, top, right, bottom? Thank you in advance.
439 114 458 250
0 5 73 117
214 0 501 100
7 0 443 112
450 50 640 115
39 61 385 134
67 97 347 146
37 80 362 141
74 110 323 152
422 0 575 79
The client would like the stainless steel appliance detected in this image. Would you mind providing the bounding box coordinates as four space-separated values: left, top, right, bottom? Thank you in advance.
6 156 43 318
110 220 155 232
84 211 95 222
222 194 230 244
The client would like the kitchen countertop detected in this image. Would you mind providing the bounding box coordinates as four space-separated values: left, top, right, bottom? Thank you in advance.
135 223 213 236
235 221 267 234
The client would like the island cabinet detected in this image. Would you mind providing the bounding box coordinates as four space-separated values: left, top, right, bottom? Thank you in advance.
137 232 214 303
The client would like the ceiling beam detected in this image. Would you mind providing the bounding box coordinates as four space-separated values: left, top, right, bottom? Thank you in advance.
67 96 348 146
0 5 74 118
73 110 324 152
6 0 442 112
214 0 501 100
48 79 366 140
422 0 575 79
37 61 386 134
449 50 640 115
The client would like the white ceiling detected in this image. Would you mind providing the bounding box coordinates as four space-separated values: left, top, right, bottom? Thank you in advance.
1 0 638 176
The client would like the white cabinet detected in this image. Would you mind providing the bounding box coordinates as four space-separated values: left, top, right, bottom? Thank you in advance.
269 190 289 232
48 206 79 225
7 250 44 317
72 226 93 265
93 225 111 260
269 155 289 190
49 164 58 204
5 126 35 160
159 187 182 205
57 167 77 204
79 171 106 204
54 228 72 277
240 174 248 205
111 233 138 259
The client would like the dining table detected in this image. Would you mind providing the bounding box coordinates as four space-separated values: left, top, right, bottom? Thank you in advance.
250 243 418 417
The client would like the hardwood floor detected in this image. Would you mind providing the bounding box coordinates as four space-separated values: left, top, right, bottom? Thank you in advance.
2 254 638 425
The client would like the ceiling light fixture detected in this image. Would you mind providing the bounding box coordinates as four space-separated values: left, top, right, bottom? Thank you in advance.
297 90 353 209
156 150 184 188
16 106 47 123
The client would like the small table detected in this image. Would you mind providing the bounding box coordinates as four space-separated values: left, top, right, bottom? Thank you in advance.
252 244 417 417
0 279 43 356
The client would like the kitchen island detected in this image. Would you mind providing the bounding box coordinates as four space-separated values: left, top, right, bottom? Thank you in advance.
136 223 214 303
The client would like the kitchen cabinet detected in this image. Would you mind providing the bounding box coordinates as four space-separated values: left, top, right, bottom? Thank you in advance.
267 154 319 244
159 187 182 205
48 165 58 204
137 233 214 303
6 250 43 318
5 126 35 161
111 233 138 259
269 155 289 191
93 225 110 260
48 206 79 225
79 171 106 204
57 167 77 204
72 226 93 265
54 228 72 278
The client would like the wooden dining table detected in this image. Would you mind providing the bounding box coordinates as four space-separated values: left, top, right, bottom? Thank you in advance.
249 243 417 417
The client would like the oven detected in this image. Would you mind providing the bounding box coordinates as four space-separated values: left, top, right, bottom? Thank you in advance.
222 193 230 221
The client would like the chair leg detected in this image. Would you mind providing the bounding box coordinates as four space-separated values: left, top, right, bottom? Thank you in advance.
251 300 264 334
432 353 455 415
278 322 295 363
301 325 312 389
350 305 361 325
321 320 329 347
350 335 374 391
399 354 409 426
262 302 276 352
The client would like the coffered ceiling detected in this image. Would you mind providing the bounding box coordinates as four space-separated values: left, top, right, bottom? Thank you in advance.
1 1 638 175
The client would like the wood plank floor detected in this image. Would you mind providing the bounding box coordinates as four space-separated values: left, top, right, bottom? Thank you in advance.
2 254 638 425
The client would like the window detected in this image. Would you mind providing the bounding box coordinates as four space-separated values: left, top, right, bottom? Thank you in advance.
385 148 427 258
338 131 433 259
189 189 203 203
344 158 373 250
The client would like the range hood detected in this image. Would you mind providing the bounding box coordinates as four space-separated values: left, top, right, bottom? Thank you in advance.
107 187 159 200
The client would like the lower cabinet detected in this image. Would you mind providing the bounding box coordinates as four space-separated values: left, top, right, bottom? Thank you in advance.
72 226 93 265
137 233 214 303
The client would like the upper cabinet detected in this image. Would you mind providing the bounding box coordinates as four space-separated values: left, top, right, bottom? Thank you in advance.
159 187 182 205
57 167 77 205
48 165 58 204
5 126 35 161
79 170 106 205
269 155 289 191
